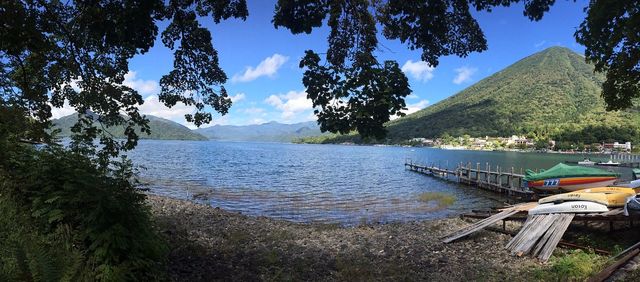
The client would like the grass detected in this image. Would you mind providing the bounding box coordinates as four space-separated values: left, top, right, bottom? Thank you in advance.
533 249 608 282
417 192 456 209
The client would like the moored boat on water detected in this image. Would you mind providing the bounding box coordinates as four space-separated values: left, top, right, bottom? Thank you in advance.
597 160 621 166
524 163 619 192
577 158 595 165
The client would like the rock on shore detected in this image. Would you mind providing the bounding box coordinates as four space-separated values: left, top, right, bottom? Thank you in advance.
147 194 539 281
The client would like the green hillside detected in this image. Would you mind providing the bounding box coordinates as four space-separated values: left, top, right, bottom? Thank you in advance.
53 114 208 141
194 121 323 142
384 47 640 143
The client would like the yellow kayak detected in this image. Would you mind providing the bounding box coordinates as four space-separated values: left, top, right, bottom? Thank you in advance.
574 187 637 194
538 191 633 207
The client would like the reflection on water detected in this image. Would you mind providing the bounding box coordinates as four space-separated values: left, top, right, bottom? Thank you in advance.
129 140 633 225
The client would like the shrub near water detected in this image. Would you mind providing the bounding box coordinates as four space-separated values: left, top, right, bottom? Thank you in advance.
0 144 167 281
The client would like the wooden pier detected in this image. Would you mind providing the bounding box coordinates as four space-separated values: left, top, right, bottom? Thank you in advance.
405 159 533 200
611 154 640 168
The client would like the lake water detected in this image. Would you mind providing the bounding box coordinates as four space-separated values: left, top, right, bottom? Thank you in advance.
128 140 632 225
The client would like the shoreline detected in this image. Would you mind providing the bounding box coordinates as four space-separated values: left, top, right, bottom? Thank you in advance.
147 194 541 281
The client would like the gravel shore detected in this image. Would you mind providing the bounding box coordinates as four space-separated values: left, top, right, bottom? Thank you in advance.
147 194 541 281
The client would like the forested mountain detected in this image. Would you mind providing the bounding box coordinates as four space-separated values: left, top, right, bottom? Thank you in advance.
53 114 208 141
194 121 322 142
384 47 640 144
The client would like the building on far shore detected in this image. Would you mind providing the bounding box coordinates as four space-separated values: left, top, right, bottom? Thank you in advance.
603 142 632 152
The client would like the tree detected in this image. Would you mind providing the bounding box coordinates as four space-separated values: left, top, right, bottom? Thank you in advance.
0 0 248 165
575 1 640 111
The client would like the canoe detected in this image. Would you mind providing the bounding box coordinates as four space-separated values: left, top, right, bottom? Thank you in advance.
574 187 636 194
525 163 619 192
529 201 609 215
538 192 631 207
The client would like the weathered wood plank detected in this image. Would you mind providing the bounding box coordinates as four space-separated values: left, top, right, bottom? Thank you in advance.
442 209 520 243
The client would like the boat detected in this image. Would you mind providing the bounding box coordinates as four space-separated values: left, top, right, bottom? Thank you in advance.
524 163 619 192
625 195 640 215
538 191 633 207
597 160 620 166
529 201 609 215
578 158 596 165
574 187 636 194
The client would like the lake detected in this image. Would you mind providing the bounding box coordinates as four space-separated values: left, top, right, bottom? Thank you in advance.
128 140 631 225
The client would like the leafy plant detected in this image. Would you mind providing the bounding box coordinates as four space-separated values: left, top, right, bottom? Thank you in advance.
0 143 167 280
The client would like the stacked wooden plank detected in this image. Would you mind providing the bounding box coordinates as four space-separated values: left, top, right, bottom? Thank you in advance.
505 213 575 261
442 209 520 243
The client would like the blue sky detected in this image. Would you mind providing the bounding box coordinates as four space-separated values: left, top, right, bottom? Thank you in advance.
52 0 590 128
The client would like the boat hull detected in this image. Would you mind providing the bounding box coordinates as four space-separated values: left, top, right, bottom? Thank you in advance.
575 187 636 194
527 177 618 192
627 196 640 212
538 192 632 207
529 201 609 215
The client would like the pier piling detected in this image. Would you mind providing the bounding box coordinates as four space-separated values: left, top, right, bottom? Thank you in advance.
405 160 533 200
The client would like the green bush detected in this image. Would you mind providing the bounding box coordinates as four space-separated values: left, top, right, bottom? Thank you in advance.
0 144 167 281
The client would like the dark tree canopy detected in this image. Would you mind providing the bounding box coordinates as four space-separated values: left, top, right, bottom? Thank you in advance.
0 0 247 166
576 0 640 111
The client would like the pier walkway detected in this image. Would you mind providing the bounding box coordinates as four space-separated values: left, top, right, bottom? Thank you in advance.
404 159 533 200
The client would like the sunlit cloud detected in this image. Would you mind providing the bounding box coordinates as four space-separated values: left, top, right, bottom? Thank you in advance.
401 60 435 82
232 54 289 83
123 71 159 95
453 66 477 84
264 90 314 121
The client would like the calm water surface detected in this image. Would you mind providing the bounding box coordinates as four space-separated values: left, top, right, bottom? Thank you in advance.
128 140 631 225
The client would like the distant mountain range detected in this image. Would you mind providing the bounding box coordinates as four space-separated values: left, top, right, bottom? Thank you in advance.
194 121 323 142
52 114 208 141
53 114 324 142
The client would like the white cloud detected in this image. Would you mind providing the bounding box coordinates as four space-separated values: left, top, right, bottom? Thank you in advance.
401 60 435 82
240 107 266 114
534 40 546 48
404 100 429 115
123 71 159 95
391 99 429 120
50 100 76 119
407 94 420 100
453 66 477 84
232 54 289 83
264 90 313 121
229 93 246 103
137 95 196 127
250 118 266 124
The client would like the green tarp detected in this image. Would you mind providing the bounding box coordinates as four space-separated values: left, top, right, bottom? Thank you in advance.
524 163 618 181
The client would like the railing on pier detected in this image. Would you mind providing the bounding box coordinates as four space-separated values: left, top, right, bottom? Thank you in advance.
611 154 640 168
405 158 533 200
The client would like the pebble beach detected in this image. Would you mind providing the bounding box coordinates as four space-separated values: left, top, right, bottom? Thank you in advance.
147 194 542 281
